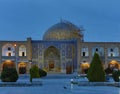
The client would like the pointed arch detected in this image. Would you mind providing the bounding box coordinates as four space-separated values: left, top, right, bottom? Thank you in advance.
18 62 26 74
109 60 119 69
44 46 60 58
2 60 15 69
2 43 15 56
108 47 119 57
19 45 26 56
44 46 60 72
80 61 90 74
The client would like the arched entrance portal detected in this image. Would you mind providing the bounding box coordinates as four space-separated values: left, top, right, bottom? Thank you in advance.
109 60 120 70
18 62 26 74
2 60 15 70
44 46 60 72
81 62 90 74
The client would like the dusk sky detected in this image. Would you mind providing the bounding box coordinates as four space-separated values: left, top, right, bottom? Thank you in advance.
0 0 120 42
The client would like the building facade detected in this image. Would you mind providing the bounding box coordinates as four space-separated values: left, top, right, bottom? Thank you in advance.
0 20 120 74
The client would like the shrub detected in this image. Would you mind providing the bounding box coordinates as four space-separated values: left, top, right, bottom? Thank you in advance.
87 53 105 82
30 65 40 82
105 67 113 74
112 70 120 82
84 68 89 74
39 68 47 77
1 67 18 82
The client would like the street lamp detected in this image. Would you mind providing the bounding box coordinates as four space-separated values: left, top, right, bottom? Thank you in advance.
70 79 73 89
71 78 73 81
14 44 16 47
119 76 120 87
14 44 17 70
29 60 32 68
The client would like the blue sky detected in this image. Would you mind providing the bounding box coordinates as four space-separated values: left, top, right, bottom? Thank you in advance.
0 0 120 42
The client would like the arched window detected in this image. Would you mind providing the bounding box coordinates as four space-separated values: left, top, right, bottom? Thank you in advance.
81 47 89 57
2 44 15 56
108 47 119 57
19 45 26 56
92 47 104 56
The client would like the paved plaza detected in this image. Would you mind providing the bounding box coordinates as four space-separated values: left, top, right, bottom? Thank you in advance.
0 74 119 94
0 85 119 94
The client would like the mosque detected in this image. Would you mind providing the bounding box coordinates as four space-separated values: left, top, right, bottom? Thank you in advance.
0 20 120 74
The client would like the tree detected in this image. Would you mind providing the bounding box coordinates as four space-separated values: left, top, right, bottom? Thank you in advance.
87 53 105 82
30 65 40 82
39 68 47 77
105 67 113 74
112 70 120 82
1 67 18 82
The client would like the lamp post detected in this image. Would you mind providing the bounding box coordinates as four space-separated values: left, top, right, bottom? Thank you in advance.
14 44 17 71
29 60 32 68
119 76 120 87
70 79 73 89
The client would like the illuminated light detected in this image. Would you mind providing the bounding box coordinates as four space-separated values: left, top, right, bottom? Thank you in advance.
109 60 120 69
14 44 17 47
109 60 118 65
3 61 15 69
18 62 26 67
119 64 120 69
81 62 90 69
5 60 12 62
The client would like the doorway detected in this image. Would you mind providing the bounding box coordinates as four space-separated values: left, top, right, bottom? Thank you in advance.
49 60 54 71
18 62 26 74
